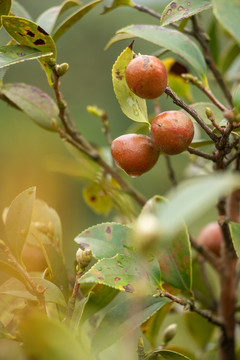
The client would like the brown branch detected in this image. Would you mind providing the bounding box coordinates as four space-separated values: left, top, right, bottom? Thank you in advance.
188 146 216 161
52 69 147 207
165 86 219 142
191 17 233 107
156 289 224 329
66 271 82 324
133 4 161 20
164 155 177 187
0 241 46 310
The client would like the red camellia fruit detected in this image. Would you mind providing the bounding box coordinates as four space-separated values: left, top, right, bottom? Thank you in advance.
197 222 222 256
151 111 194 155
111 134 160 177
125 55 168 99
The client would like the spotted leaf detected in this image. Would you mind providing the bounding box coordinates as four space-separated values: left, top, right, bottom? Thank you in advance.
0 45 53 70
80 254 160 295
74 222 133 259
112 45 148 124
161 0 212 27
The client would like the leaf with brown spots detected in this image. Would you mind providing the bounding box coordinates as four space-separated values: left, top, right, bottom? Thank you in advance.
75 222 133 259
80 254 160 295
82 182 113 215
92 295 171 354
160 0 212 27
2 16 56 85
112 45 148 124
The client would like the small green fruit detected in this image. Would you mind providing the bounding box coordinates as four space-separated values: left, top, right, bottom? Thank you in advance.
151 111 194 155
111 134 160 177
125 55 168 99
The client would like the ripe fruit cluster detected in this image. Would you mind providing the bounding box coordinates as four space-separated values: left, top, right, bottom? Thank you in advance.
111 54 194 176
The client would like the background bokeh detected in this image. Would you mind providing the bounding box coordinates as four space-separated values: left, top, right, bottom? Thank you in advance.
0 0 218 270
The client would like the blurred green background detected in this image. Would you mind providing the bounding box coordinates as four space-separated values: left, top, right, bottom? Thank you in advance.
0 0 218 269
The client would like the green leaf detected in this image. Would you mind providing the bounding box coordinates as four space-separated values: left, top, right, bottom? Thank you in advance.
190 139 214 148
212 0 240 45
82 181 113 215
116 25 207 82
2 15 57 85
158 228 192 291
141 302 173 348
92 296 171 353
0 45 53 69
229 222 240 258
33 277 67 307
101 0 134 14
4 187 36 261
1 83 59 131
219 43 240 74
161 0 211 27
184 312 215 348
80 254 159 295
0 0 12 28
74 222 133 259
53 0 102 42
20 313 92 360
156 173 240 236
80 284 119 324
11 1 32 20
148 349 191 360
41 243 69 301
233 84 240 113
36 0 81 35
112 45 148 123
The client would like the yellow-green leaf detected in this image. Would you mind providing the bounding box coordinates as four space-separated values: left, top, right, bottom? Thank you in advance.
112 45 148 124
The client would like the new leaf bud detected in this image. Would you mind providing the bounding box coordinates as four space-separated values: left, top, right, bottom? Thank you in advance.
56 63 69 77
76 248 93 269
134 213 160 253
163 323 177 344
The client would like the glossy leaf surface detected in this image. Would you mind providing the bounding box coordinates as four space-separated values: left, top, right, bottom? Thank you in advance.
116 25 207 81
212 0 240 45
161 0 211 27
0 45 52 69
1 83 58 131
112 45 148 123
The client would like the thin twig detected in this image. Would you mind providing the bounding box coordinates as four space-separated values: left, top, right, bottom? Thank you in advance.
156 289 224 329
0 241 46 310
188 147 216 161
133 4 160 19
191 17 232 107
190 235 221 271
52 69 147 207
165 86 219 142
66 271 82 324
164 155 177 187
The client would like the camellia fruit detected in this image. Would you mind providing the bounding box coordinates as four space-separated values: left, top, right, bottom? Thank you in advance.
151 110 194 155
111 134 160 177
197 222 222 256
125 55 168 99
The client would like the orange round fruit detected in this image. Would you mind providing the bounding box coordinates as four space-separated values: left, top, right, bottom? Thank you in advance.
151 111 194 155
125 55 168 99
197 222 222 256
111 134 159 177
